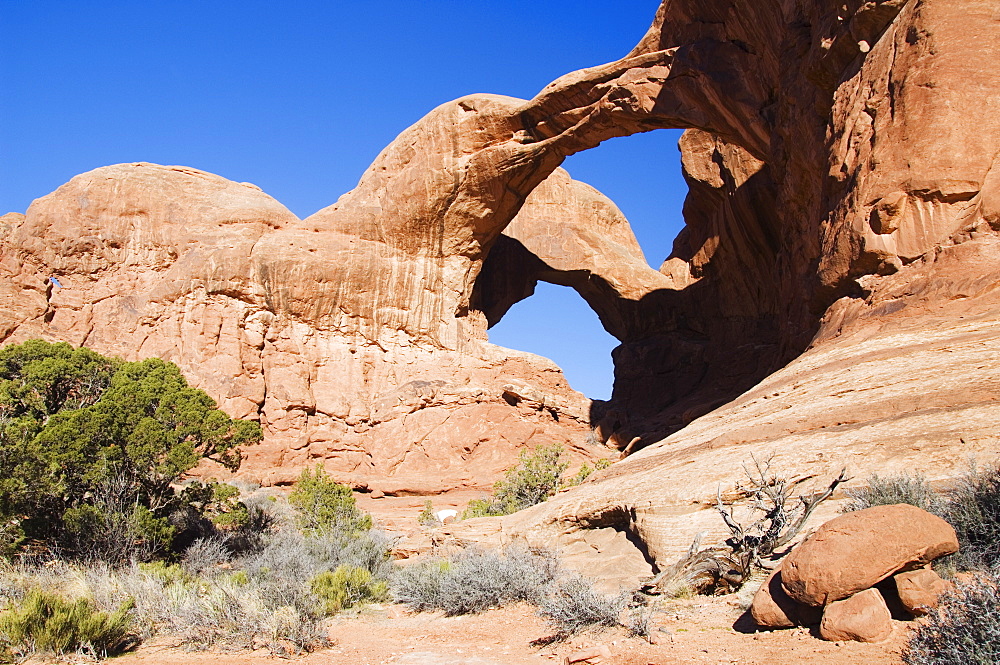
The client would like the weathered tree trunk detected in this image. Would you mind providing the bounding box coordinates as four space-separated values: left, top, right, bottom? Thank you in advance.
644 461 848 595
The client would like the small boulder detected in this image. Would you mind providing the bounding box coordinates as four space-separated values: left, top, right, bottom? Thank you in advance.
564 644 612 664
435 509 459 524
750 568 823 628
782 504 958 605
819 588 894 643
894 567 952 616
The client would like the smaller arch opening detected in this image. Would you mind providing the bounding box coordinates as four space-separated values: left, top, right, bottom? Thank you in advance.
488 282 617 400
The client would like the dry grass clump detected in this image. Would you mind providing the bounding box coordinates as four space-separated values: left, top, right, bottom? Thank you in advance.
938 463 1000 571
114 527 393 653
842 472 941 514
536 575 630 638
394 547 559 614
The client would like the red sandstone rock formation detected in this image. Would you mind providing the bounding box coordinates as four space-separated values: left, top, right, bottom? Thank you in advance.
3 0 999 585
0 163 649 491
750 567 823 629
819 588 895 643
780 505 958 606
893 567 951 616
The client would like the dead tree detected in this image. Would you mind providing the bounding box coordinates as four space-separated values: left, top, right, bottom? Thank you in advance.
643 457 848 596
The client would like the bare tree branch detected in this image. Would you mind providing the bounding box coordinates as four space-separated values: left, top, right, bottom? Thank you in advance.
645 460 849 596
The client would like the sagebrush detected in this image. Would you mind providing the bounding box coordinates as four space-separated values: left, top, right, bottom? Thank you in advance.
394 547 558 614
536 575 629 637
842 472 940 513
395 545 648 640
847 464 1000 572
939 463 1000 571
903 573 1000 665
0 481 395 656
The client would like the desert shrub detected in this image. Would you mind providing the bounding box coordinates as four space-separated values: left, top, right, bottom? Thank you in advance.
842 472 940 513
565 457 614 488
493 444 568 511
289 466 372 536
392 560 452 612
182 537 231 577
938 463 1000 571
80 554 328 654
137 560 191 586
245 526 393 583
536 575 629 637
462 444 569 518
418 500 438 526
903 573 1000 665
0 588 134 659
236 525 395 626
0 339 262 561
839 464 1000 571
394 546 559 615
205 483 249 529
123 564 325 654
461 498 505 519
0 515 394 657
309 565 388 614
211 487 279 556
566 464 595 487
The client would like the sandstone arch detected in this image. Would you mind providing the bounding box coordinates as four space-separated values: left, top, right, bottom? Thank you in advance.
438 0 1000 588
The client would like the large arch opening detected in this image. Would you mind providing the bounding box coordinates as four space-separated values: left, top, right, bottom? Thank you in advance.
559 130 687 271
488 282 617 400
473 117 784 454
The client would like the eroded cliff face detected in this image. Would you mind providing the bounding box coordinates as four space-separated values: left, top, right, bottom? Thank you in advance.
2 0 998 579
0 162 650 491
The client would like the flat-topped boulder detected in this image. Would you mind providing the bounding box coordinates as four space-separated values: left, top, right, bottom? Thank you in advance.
781 505 958 607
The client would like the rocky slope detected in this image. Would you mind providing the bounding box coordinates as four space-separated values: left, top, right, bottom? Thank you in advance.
2 0 998 581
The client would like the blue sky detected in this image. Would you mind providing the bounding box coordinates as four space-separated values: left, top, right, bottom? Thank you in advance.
1 1 688 400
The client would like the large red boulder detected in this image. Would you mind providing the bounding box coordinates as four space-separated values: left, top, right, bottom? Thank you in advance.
781 504 958 606
819 588 894 643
